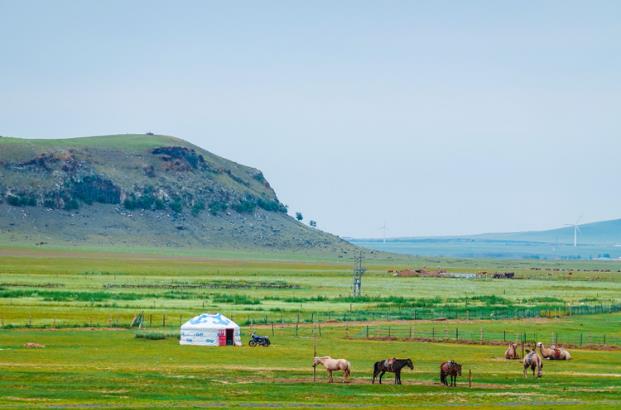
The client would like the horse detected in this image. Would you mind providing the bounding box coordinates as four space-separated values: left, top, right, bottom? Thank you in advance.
372 358 413 384
312 356 351 383
523 349 543 378
505 342 519 360
440 361 462 387
537 342 571 360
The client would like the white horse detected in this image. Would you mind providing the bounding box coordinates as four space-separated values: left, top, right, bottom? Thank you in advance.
313 356 351 383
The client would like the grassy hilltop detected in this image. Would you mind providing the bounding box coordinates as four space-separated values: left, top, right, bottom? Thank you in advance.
0 134 355 254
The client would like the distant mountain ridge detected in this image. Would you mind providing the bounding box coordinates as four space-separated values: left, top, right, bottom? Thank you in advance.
471 219 621 246
351 218 621 259
377 218 621 246
0 134 354 253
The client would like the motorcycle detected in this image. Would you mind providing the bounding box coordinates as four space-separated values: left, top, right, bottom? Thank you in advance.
248 331 271 347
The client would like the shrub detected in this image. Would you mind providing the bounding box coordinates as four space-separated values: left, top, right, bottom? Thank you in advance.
191 201 205 217
208 200 228 215
170 199 183 213
232 198 256 213
257 198 287 213
211 293 261 305
135 332 173 340
6 192 37 207
63 198 79 210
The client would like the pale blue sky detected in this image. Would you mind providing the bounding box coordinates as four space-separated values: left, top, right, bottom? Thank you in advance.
1 1 619 237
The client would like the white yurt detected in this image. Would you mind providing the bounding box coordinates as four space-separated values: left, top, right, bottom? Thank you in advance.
179 313 242 346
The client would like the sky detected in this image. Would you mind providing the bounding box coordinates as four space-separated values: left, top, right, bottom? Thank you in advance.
1 1 619 238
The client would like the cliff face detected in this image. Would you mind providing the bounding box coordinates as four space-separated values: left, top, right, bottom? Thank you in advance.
0 134 354 253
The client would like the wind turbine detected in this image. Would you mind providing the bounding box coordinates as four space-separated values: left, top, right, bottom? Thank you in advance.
565 216 582 247
379 221 388 244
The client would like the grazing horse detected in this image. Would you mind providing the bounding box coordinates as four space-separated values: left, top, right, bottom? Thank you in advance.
440 361 462 387
312 356 351 383
372 358 413 384
505 343 519 360
523 350 543 378
537 342 571 360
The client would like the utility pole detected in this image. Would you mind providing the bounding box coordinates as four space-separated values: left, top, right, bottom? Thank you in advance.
352 251 366 297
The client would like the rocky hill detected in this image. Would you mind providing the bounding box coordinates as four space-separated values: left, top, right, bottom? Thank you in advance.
0 134 354 253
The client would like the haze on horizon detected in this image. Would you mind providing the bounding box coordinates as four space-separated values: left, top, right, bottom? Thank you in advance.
1 1 619 238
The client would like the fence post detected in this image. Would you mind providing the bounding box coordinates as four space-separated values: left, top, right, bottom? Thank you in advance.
480 328 483 344
432 327 435 341
580 333 583 347
388 326 391 338
271 322 274 336
409 326 412 339
366 325 369 338
456 327 459 341
468 369 472 388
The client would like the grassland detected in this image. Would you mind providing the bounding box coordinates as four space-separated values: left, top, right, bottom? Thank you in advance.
1 246 621 408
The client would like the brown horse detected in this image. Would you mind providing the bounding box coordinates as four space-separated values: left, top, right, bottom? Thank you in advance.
440 361 462 387
372 358 413 384
505 343 519 360
313 356 351 383
523 350 543 378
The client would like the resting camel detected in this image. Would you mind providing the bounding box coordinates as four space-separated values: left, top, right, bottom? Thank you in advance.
523 349 543 378
537 342 571 360
313 356 351 383
504 343 519 360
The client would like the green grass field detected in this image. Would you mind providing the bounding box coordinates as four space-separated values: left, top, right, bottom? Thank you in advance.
1 246 621 408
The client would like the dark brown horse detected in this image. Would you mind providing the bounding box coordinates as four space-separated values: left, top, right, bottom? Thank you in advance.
440 360 462 387
372 358 413 384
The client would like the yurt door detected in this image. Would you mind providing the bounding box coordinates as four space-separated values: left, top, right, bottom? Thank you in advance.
226 329 234 346
217 330 226 346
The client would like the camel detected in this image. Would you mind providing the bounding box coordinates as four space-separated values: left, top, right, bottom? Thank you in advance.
504 343 519 360
313 356 351 383
537 342 571 360
523 349 543 378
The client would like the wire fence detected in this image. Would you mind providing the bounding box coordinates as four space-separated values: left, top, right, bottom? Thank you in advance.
2 303 620 341
352 325 621 348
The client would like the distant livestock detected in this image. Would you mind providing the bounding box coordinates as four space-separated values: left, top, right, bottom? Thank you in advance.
492 272 515 279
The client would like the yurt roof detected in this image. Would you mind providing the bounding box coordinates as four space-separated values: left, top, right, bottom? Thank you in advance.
181 313 239 330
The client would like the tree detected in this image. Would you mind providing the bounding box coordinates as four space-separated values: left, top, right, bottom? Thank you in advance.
309 220 317 228
295 212 303 221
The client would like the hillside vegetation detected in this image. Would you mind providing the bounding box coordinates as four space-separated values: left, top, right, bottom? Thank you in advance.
0 134 353 253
